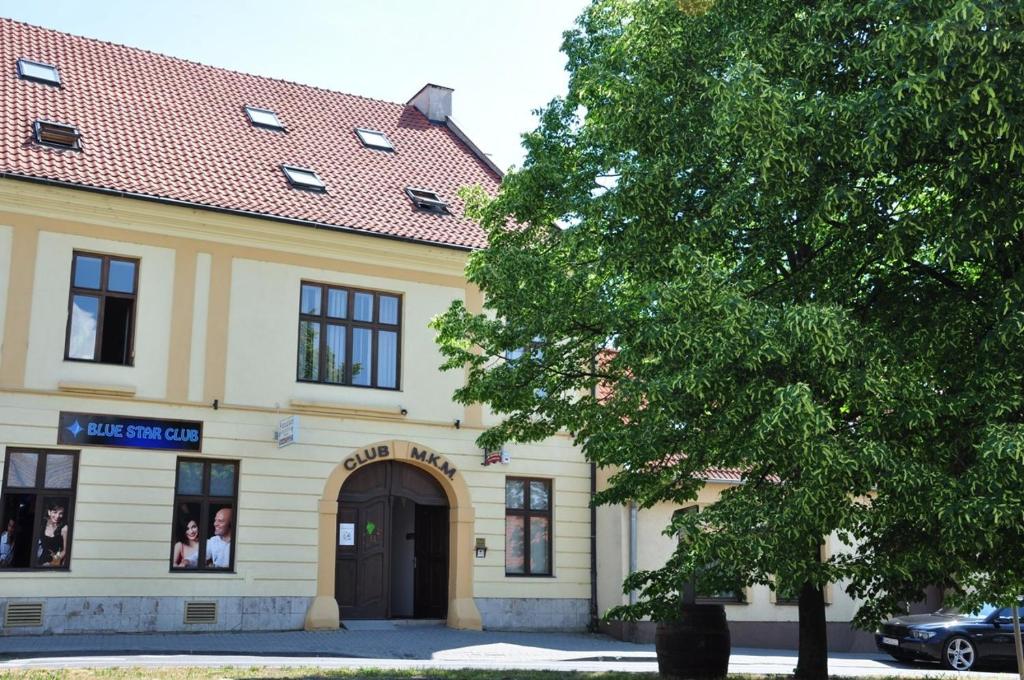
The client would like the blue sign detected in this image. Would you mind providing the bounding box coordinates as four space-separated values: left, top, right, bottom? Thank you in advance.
58 412 203 452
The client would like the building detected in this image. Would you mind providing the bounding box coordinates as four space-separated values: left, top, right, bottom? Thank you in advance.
0 18 593 634
596 471 877 651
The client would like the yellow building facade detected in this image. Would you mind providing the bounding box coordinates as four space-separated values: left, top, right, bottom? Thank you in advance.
0 180 592 634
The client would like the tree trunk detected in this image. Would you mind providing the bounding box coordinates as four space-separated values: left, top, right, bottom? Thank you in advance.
793 580 828 680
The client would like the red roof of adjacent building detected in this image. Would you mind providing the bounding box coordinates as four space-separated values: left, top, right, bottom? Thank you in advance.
0 18 500 249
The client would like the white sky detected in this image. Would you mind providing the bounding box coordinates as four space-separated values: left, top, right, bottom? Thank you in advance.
2 1 589 173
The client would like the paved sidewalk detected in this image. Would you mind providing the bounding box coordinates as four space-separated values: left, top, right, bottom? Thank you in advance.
0 625 1016 676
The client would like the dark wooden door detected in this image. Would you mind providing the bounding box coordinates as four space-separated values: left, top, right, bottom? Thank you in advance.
336 463 390 619
336 461 448 620
414 505 449 618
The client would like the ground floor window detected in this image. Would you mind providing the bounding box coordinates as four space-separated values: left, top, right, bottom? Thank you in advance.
170 458 239 571
675 506 745 603
1 448 79 570
505 477 552 576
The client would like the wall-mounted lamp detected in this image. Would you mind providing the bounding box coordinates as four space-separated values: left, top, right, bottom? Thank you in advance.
475 538 487 559
454 419 461 429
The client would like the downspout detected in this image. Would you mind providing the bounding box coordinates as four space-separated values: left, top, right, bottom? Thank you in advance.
629 503 638 605
589 356 599 630
590 461 598 630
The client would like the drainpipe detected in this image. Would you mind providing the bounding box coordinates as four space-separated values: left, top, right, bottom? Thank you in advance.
590 462 598 630
589 358 599 631
629 502 638 605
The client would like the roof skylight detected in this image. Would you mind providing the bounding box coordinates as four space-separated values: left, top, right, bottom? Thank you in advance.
34 120 80 150
355 128 394 151
405 187 448 213
17 58 60 86
282 165 326 192
245 106 284 130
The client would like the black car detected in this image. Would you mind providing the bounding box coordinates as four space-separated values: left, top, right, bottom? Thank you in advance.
876 604 1022 671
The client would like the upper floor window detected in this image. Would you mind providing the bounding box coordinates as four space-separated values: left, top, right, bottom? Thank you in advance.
297 282 401 389
244 105 284 131
65 251 138 365
17 58 60 86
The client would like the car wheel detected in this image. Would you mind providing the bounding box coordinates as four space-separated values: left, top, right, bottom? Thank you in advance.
943 636 977 671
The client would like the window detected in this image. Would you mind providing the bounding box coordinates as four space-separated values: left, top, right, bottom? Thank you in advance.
34 120 81 150
170 458 238 572
1 449 78 570
674 506 744 603
65 252 138 365
355 128 394 151
17 58 60 86
505 478 552 576
506 338 547 398
244 105 284 130
405 187 448 213
297 282 401 389
282 165 326 192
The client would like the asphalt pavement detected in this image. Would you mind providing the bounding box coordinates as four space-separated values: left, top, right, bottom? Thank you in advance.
0 622 1018 676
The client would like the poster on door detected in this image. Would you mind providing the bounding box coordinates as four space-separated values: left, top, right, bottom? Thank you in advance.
339 522 355 546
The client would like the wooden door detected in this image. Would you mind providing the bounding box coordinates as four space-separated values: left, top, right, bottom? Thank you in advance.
414 504 449 618
336 463 391 619
336 461 449 620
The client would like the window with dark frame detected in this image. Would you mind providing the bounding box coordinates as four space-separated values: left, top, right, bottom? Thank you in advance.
505 477 552 576
34 120 81 150
281 165 326 192
296 282 401 390
404 187 448 213
355 128 394 151
0 448 79 570
17 58 60 86
65 251 138 365
244 105 284 130
674 506 745 604
170 458 239 572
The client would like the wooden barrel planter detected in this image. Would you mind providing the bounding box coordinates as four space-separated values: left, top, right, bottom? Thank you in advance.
655 604 730 679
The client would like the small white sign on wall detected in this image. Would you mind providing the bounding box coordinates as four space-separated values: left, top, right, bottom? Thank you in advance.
277 415 298 448
339 522 355 546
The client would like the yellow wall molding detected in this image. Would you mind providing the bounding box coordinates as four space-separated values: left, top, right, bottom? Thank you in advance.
0 179 469 281
289 399 405 420
57 381 137 398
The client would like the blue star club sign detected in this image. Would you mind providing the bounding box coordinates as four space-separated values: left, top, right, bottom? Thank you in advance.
58 412 203 452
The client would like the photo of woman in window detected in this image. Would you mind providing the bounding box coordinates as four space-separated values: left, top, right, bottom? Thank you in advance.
172 505 200 569
35 499 69 567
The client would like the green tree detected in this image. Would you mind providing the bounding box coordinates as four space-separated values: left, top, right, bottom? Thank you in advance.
434 1 1024 676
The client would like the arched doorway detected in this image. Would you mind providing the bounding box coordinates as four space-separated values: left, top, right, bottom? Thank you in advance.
336 460 448 619
304 440 481 631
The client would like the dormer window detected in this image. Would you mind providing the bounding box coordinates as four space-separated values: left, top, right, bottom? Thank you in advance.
282 165 326 192
405 187 448 213
17 58 60 86
245 106 284 131
355 128 394 151
34 120 80 150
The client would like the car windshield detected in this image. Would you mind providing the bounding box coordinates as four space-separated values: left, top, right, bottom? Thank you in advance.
935 603 999 619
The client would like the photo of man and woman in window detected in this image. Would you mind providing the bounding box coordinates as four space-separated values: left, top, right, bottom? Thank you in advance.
171 502 233 570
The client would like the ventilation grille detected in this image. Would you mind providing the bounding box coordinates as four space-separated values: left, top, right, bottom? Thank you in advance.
183 601 218 625
5 602 43 627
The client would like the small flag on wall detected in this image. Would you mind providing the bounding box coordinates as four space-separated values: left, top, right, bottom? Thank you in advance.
482 448 506 466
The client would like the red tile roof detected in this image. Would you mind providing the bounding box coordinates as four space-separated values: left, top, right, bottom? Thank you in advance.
0 18 500 249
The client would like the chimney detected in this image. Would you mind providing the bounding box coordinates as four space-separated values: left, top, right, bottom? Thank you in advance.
408 83 453 123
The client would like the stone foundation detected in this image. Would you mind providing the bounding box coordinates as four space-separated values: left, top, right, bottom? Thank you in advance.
475 597 589 631
0 596 312 635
